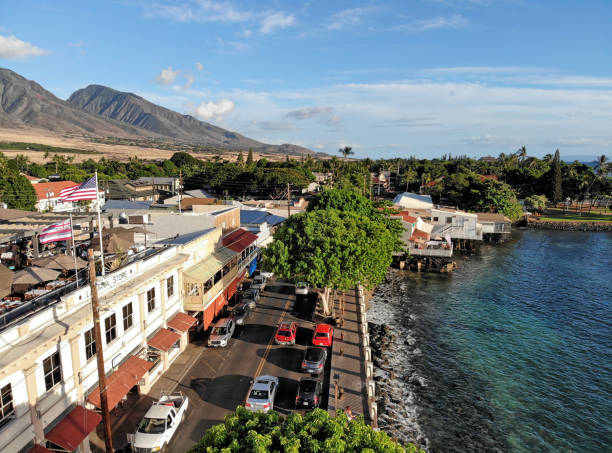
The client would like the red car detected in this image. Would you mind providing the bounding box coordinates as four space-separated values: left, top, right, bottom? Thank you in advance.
275 322 298 345
312 324 334 347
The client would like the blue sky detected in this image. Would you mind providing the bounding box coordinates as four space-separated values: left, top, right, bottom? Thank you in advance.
1 1 611 160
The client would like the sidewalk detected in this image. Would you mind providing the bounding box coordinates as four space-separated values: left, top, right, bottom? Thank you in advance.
89 339 207 452
326 288 371 424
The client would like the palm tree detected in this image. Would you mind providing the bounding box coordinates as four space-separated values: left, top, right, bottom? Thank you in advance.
516 146 527 165
338 146 354 161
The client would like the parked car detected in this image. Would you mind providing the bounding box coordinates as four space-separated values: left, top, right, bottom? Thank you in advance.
240 288 260 308
230 302 250 326
207 318 235 347
245 375 279 412
301 346 327 374
274 322 298 345
312 324 334 347
295 281 309 295
129 391 188 453
295 377 323 409
251 274 267 292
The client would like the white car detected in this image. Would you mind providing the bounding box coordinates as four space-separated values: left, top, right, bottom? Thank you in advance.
295 282 309 295
245 375 279 412
251 274 267 292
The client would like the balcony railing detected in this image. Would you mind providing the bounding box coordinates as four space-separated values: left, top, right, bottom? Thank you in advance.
408 243 453 257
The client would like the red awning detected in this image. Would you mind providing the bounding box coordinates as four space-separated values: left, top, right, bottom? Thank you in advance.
148 328 181 352
28 445 53 453
167 312 197 332
45 405 101 451
222 228 258 253
87 356 153 410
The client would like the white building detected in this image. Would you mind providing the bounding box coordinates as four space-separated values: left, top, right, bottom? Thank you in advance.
33 181 105 213
430 207 483 241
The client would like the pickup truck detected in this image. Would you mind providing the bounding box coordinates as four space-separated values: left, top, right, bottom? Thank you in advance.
251 274 267 292
128 391 188 453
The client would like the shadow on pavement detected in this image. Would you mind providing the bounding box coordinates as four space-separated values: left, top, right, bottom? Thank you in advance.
274 376 299 412
190 374 251 410
237 323 276 345
257 346 302 372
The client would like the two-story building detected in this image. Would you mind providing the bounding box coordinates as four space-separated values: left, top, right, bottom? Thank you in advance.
33 182 105 213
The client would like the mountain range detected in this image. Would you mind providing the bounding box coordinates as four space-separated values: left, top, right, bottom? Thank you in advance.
0 68 312 155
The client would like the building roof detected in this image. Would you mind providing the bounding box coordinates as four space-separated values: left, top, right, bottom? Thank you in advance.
410 229 430 242
0 208 35 222
240 210 269 225
223 228 258 252
148 328 181 351
167 312 197 332
476 212 511 222
32 181 78 201
266 214 286 225
107 179 153 200
185 188 215 198
393 212 418 223
137 177 178 185
393 192 434 210
21 174 42 182
103 200 153 210
156 228 216 246
45 405 101 451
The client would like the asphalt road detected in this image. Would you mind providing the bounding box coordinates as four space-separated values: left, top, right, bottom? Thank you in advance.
168 280 328 453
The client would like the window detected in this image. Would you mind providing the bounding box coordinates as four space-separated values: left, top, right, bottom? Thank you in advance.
446 217 452 224
84 328 96 360
0 384 14 428
43 352 62 391
122 303 133 331
433 217 439 222
104 314 117 344
147 288 156 312
166 276 174 298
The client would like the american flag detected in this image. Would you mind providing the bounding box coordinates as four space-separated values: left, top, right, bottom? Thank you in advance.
40 219 73 244
60 176 98 201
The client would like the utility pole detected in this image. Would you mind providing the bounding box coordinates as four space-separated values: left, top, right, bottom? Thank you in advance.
88 249 113 453
286 183 291 218
152 176 156 203
178 170 183 214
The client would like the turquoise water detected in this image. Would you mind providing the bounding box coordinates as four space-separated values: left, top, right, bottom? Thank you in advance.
368 230 612 452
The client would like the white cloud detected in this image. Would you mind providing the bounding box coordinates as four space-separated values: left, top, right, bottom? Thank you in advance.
196 62 204 72
259 12 295 34
0 34 49 59
422 66 546 75
145 1 250 23
192 98 235 121
286 106 334 120
155 66 179 85
327 7 375 31
394 15 468 33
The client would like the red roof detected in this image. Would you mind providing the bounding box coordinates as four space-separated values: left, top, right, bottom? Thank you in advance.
167 312 197 332
399 212 418 223
410 229 430 242
32 181 78 201
45 406 101 451
28 445 53 453
87 356 153 410
22 174 41 182
148 328 181 351
222 228 258 252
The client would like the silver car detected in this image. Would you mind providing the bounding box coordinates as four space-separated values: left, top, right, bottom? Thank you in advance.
231 302 250 326
207 318 235 347
295 282 309 295
251 274 267 292
245 375 279 412
240 289 260 308
301 347 327 374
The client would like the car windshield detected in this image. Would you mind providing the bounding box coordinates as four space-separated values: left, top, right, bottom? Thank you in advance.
137 417 166 434
278 330 291 337
305 348 324 361
297 283 307 288
314 332 328 338
249 389 269 400
300 380 317 393
211 327 227 335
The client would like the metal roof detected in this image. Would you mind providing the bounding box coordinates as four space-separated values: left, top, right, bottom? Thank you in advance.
240 210 269 224
155 228 216 246
184 248 237 282
103 200 153 210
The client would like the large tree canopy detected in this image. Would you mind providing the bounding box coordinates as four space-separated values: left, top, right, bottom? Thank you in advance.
188 407 420 453
0 165 37 210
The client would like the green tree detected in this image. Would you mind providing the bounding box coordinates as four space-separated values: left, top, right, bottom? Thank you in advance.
524 194 549 213
246 148 254 166
188 407 420 453
339 146 354 161
0 171 37 210
477 179 524 220
552 149 563 203
263 207 400 315
162 159 178 176
236 151 244 167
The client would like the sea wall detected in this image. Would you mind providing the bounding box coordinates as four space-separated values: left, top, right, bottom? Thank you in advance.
523 220 612 232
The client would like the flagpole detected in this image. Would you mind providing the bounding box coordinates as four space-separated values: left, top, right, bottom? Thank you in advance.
69 213 79 287
95 171 106 276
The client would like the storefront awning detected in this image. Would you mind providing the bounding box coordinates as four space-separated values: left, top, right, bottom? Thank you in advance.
87 356 153 410
184 248 237 283
28 445 53 453
45 405 101 451
222 228 258 252
148 328 181 351
168 312 197 332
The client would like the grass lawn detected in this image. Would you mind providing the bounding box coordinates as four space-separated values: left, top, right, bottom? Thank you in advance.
537 209 612 222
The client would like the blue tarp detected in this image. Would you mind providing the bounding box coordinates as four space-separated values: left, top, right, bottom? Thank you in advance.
248 257 257 276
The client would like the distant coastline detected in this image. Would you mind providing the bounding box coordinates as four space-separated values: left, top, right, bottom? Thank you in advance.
521 217 612 232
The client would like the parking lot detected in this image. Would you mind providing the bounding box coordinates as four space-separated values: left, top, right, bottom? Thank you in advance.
132 279 330 452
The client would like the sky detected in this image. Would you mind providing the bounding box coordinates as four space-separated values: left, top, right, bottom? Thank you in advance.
1 0 611 161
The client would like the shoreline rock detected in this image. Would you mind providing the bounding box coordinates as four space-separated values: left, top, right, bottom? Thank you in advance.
521 219 612 232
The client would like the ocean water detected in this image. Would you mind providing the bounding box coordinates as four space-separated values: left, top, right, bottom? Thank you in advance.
368 230 612 452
